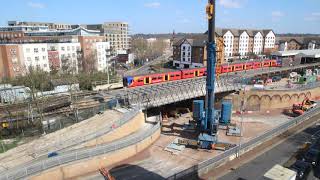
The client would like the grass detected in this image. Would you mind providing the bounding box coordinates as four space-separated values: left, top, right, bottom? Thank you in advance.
0 137 21 153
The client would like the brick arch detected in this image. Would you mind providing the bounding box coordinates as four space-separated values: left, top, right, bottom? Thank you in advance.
306 91 312 98
298 93 306 102
247 95 260 111
260 95 272 109
282 94 291 106
291 94 299 103
271 95 282 108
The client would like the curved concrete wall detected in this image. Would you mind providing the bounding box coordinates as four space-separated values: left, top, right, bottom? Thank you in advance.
229 87 320 111
84 112 145 147
30 126 161 180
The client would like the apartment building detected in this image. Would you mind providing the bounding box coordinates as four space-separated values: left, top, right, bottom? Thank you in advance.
47 42 81 73
79 22 130 54
173 35 224 69
78 36 111 72
8 21 72 30
95 42 111 71
215 28 276 61
0 45 24 78
20 43 50 72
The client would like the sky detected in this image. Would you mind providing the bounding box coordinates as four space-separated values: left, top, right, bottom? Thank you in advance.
0 0 320 34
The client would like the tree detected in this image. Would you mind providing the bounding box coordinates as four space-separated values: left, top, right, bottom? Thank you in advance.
81 51 98 74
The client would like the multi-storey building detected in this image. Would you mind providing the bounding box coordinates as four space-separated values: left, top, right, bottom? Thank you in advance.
95 42 111 71
0 45 24 78
20 43 50 72
8 21 72 30
0 25 111 75
173 35 224 69
276 37 320 51
216 28 276 61
78 36 111 72
78 22 130 54
47 43 81 73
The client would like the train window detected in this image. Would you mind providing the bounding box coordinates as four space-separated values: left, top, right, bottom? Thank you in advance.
158 76 162 79
152 77 157 80
176 74 180 77
138 79 143 82
170 75 175 77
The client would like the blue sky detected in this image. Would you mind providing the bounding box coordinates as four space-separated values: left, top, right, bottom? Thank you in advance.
0 0 319 34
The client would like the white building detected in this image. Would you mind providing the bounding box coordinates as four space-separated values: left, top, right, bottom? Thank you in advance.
223 31 234 58
264 31 276 49
253 32 264 54
20 43 50 72
47 42 81 73
95 42 111 72
239 31 249 56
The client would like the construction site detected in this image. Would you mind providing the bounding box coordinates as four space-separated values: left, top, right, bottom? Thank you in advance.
1 1 320 180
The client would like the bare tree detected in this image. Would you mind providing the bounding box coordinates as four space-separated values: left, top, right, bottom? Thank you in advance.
82 51 98 74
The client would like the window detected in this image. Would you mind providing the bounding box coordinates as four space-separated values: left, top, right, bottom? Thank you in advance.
34 48 38 53
67 46 70 51
72 46 75 51
26 48 30 53
44 64 47 67
43 56 46 60
35 56 39 61
27 57 31 61
61 47 65 51
42 48 46 52
183 58 185 61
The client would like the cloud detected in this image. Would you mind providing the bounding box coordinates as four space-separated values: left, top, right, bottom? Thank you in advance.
144 2 160 8
304 12 320 21
28 2 45 9
179 18 191 24
271 11 284 17
311 12 320 16
219 0 244 8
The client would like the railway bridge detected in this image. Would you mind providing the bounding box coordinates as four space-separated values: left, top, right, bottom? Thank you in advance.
115 62 320 109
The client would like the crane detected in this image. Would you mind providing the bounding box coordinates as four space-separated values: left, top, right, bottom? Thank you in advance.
194 0 219 149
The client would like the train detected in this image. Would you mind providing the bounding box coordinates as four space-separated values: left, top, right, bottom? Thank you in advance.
123 59 281 88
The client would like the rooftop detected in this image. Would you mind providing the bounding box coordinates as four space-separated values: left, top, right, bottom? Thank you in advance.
263 164 296 180
272 49 320 58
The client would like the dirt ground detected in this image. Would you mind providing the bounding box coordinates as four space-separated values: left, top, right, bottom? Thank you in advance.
81 109 292 179
0 109 122 173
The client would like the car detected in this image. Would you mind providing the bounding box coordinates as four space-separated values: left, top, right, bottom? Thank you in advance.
47 152 58 158
289 160 312 180
302 149 320 166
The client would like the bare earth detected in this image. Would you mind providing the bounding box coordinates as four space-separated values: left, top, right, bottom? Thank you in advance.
81 110 291 179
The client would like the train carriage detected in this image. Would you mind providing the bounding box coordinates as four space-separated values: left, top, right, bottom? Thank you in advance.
123 59 281 88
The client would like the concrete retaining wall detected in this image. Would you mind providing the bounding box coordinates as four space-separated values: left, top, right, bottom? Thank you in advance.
84 112 145 147
30 125 161 180
229 87 320 111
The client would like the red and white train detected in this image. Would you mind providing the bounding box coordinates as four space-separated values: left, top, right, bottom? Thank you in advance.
123 59 280 88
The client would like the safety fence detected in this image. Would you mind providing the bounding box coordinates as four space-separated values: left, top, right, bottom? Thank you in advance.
0 115 160 180
167 106 320 179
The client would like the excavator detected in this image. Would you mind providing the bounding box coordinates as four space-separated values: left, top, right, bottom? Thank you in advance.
99 167 115 180
292 98 317 116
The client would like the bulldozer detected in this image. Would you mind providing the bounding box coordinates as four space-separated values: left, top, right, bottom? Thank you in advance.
292 98 317 116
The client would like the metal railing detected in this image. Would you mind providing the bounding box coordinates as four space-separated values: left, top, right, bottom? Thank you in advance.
32 107 140 159
167 106 320 179
0 118 160 180
0 106 141 175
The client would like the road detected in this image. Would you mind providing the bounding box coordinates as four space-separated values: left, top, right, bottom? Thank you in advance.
124 49 172 76
219 120 320 180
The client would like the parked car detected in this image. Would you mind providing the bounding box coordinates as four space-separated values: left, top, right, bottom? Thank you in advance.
302 149 320 166
289 160 312 180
